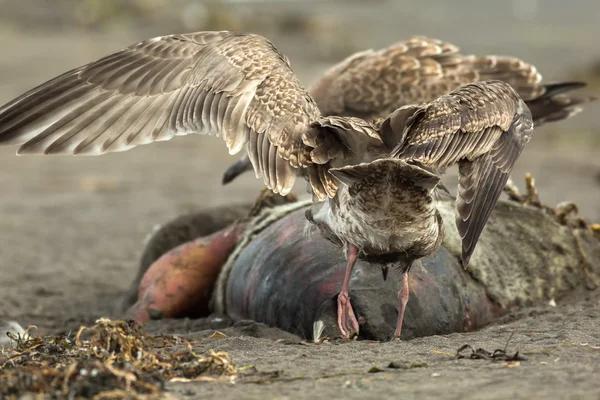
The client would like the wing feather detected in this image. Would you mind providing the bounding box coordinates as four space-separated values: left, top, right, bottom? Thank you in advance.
0 30 386 197
456 114 532 266
102 97 160 151
126 94 171 146
74 96 140 155
275 153 295 193
0 31 364 196
308 36 594 126
389 81 518 166
200 90 215 132
259 130 271 187
248 135 260 179
386 81 533 265
255 131 265 180
148 92 179 142
21 91 117 155
268 143 278 190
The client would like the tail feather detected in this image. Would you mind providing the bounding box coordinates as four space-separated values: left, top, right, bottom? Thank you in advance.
464 55 595 125
525 81 597 126
329 158 441 191
537 82 586 97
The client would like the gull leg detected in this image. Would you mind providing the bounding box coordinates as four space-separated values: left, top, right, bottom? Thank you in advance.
337 244 360 338
394 270 410 339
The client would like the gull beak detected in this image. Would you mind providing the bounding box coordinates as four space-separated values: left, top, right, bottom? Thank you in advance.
381 265 389 281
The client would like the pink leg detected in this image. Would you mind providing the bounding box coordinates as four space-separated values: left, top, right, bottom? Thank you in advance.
394 271 410 339
337 244 360 338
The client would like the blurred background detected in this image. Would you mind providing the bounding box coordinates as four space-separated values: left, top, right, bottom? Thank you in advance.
0 0 598 329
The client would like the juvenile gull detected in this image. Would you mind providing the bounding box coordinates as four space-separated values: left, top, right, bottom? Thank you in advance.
310 36 593 123
221 35 594 184
0 31 533 339
306 159 445 338
383 82 534 266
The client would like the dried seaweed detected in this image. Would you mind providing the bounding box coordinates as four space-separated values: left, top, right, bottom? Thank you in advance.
455 334 525 362
0 318 237 399
387 361 428 369
455 345 524 362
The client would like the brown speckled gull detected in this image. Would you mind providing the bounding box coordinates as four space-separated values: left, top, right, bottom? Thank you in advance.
0 31 533 339
309 36 592 124
221 35 594 185
384 81 534 267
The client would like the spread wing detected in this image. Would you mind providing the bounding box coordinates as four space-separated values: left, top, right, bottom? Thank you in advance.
456 115 532 266
0 31 380 197
308 36 465 120
220 36 593 186
386 80 534 265
308 36 593 124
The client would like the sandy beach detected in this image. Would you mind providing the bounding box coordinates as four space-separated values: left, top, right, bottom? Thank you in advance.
0 1 599 397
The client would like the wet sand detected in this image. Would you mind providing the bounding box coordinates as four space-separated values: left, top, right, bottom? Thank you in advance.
1 6 600 398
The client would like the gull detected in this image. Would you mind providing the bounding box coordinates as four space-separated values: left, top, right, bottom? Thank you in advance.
0 31 533 339
221 35 594 185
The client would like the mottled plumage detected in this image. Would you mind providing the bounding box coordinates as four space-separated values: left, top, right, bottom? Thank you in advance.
309 159 444 259
0 31 534 339
0 31 380 198
222 35 593 184
382 81 533 266
306 158 445 337
309 36 593 124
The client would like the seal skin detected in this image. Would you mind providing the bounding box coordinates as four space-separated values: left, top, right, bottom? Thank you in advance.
126 224 246 324
125 198 600 341
120 204 251 313
222 209 502 341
